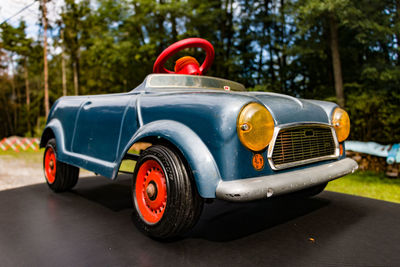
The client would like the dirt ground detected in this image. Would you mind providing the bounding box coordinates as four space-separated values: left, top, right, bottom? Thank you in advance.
0 153 92 191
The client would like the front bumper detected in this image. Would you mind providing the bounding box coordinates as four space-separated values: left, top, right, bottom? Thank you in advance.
216 158 358 202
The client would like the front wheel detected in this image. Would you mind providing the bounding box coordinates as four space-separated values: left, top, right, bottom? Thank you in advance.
43 138 79 192
132 145 203 239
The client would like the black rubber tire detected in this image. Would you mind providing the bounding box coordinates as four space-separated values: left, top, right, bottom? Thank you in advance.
44 138 79 192
132 145 204 239
293 182 328 198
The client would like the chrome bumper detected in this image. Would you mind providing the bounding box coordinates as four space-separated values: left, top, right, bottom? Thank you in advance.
216 158 358 202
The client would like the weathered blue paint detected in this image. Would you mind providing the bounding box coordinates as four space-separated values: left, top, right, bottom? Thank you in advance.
41 74 342 198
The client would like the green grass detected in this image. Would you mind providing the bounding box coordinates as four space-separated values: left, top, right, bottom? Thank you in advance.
0 149 44 164
119 159 136 173
327 171 400 204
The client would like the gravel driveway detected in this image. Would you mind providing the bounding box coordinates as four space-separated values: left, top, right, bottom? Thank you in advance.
0 153 91 191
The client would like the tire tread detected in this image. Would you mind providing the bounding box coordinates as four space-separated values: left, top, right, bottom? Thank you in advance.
132 144 203 239
44 139 79 192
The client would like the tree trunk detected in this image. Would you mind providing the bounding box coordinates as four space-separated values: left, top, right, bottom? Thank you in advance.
329 14 344 107
156 0 165 52
61 28 67 96
257 44 264 85
396 0 400 65
263 0 276 84
171 16 177 42
42 0 50 117
132 2 146 45
225 0 234 77
279 0 287 93
0 90 13 136
24 59 31 136
73 57 79 95
62 52 67 96
8 56 17 132
170 0 178 43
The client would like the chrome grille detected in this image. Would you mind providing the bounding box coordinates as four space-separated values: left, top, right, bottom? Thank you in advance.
270 125 337 169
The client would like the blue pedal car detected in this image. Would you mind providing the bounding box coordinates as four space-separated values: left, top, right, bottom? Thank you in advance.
41 38 358 238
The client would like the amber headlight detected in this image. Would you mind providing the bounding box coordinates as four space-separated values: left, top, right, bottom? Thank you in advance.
237 102 275 151
331 107 350 142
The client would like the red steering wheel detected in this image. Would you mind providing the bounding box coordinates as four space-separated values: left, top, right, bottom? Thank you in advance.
153 38 215 75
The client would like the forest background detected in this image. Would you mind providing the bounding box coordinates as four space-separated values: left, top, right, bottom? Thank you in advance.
0 0 399 144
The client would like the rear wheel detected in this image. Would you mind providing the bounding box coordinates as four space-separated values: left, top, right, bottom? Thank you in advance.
43 138 79 192
132 145 203 239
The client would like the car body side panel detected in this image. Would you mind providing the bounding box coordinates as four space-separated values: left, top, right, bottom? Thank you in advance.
44 118 117 178
71 95 136 162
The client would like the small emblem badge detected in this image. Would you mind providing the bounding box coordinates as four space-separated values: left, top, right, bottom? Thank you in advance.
224 85 230 91
252 154 264 171
304 130 314 137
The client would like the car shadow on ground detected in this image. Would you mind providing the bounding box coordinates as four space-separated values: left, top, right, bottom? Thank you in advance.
72 174 133 212
70 174 359 242
188 195 331 242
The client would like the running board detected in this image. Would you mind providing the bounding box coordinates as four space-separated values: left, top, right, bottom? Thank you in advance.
118 170 134 175
123 153 139 161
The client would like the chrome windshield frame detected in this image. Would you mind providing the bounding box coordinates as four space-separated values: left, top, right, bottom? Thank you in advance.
145 74 246 91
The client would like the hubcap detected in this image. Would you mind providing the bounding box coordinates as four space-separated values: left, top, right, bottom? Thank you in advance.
135 159 167 224
146 181 157 200
44 147 56 184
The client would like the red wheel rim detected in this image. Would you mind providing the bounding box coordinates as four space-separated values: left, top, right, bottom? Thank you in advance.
44 147 56 184
135 159 167 224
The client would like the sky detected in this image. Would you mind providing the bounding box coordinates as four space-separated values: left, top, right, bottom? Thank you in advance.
0 0 64 39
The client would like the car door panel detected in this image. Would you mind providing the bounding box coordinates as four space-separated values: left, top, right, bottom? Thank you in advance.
72 94 137 162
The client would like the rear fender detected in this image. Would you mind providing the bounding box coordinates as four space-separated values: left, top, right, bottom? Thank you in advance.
40 119 67 162
120 120 221 198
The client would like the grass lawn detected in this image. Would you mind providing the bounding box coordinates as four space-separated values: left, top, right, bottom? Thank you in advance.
326 171 400 204
0 149 44 164
119 159 136 173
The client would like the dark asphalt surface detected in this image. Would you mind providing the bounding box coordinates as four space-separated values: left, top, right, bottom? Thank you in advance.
0 174 399 267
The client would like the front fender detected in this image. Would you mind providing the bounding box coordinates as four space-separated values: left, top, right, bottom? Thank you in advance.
120 120 221 198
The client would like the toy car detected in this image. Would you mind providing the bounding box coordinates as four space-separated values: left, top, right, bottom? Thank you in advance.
41 38 358 239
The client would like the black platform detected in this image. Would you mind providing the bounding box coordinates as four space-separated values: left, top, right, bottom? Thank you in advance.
0 174 399 266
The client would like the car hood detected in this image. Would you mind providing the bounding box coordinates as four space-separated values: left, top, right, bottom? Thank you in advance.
245 91 330 125
149 89 332 125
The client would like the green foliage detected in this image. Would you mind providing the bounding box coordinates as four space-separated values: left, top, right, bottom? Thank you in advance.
0 0 399 143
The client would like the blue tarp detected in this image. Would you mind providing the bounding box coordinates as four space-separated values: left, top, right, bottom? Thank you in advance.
345 141 400 164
